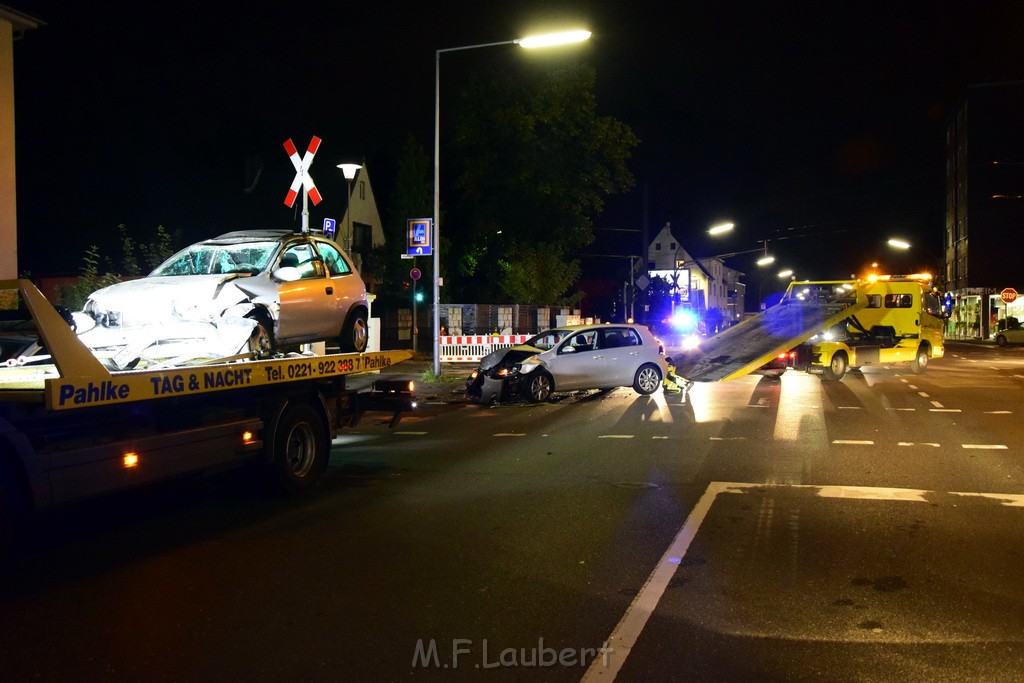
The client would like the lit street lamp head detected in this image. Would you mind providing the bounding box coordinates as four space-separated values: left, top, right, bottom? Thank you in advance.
516 30 592 49
887 238 911 250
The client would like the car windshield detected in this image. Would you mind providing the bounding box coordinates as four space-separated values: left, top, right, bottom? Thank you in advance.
527 328 574 351
151 240 279 276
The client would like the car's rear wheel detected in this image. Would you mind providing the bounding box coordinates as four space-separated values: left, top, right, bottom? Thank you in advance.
339 309 368 353
633 363 662 395
523 371 553 403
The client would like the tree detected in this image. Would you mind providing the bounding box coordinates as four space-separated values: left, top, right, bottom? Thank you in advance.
447 60 638 304
376 135 433 307
57 225 180 310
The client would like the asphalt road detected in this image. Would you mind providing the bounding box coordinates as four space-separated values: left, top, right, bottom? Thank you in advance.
1 342 1023 681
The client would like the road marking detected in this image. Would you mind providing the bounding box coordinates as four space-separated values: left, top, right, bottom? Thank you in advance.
710 436 746 441
930 400 944 408
962 444 1008 450
599 435 635 439
652 436 670 440
837 406 860 410
908 384 918 390
393 431 428 436
918 391 930 398
985 410 1013 414
588 481 1007 681
585 481 723 681
929 408 962 413
898 442 941 447
833 439 875 445
494 433 526 437
952 491 1024 507
889 407 916 411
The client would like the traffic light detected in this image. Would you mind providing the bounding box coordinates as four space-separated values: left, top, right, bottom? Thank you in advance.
415 291 424 302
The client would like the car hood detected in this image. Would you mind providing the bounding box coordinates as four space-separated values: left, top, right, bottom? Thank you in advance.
85 275 256 326
478 344 542 371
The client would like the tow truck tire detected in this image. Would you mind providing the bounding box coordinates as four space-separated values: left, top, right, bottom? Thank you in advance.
911 345 929 374
633 364 663 395
523 371 554 403
267 402 329 495
339 308 369 353
822 351 848 381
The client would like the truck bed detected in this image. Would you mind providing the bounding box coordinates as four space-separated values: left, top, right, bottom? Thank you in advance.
674 292 867 382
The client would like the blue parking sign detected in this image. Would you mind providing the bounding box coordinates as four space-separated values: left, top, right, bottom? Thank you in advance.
323 217 337 239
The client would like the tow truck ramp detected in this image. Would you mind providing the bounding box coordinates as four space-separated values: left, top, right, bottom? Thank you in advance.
674 282 868 382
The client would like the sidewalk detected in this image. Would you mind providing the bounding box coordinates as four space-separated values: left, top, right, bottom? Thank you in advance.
349 350 469 400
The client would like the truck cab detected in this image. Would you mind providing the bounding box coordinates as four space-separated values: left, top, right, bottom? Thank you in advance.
793 275 945 380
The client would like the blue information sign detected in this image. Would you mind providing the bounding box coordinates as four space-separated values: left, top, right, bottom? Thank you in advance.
406 218 432 256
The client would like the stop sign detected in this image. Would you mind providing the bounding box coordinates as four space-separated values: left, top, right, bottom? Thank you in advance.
1001 287 1018 304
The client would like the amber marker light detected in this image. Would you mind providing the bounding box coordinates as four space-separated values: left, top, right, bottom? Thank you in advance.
242 430 256 444
123 452 140 468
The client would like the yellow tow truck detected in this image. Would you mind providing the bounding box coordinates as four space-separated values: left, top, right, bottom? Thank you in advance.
675 274 945 383
0 279 414 558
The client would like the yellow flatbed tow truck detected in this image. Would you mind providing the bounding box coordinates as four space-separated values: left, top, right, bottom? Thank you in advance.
0 279 414 558
674 275 945 384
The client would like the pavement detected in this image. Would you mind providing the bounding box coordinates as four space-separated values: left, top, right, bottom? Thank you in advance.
349 351 470 402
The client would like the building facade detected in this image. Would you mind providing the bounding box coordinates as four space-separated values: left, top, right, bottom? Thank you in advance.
945 81 1024 339
645 223 746 330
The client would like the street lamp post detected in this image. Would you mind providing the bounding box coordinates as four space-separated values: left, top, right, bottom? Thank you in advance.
337 163 361 253
431 29 591 375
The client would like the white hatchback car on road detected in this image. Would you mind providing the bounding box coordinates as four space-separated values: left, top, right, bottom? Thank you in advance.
466 323 667 404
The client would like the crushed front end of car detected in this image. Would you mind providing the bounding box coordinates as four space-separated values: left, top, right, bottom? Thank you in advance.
465 345 542 404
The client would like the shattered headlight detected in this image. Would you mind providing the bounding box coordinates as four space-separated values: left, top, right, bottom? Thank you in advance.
517 362 539 374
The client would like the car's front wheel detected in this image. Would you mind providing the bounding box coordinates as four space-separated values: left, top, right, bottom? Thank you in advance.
523 371 554 403
247 312 274 359
996 334 1008 347
339 309 368 353
633 363 662 395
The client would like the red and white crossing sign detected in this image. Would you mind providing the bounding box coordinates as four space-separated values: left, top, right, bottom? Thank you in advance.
1001 287 1018 304
283 136 323 207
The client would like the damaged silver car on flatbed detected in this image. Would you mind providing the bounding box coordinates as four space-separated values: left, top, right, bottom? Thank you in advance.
81 230 369 360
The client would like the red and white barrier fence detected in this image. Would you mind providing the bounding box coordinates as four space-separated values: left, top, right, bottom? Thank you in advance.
439 335 531 363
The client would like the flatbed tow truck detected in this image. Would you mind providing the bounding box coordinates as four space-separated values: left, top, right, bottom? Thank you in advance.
0 279 414 558
674 274 945 384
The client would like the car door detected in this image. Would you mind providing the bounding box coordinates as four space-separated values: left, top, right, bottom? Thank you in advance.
273 240 335 343
598 327 641 386
544 329 603 390
314 239 364 335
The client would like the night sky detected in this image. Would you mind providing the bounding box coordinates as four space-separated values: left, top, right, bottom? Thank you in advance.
10 1 1024 284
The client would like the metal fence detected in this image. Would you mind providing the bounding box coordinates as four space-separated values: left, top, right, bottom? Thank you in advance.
376 303 586 350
